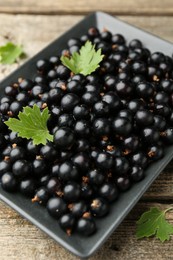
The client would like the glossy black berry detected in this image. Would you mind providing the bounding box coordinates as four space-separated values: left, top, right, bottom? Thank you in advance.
77 217 96 236
54 127 75 150
1 172 17 192
47 197 67 219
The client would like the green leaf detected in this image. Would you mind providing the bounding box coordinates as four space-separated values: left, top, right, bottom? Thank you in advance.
60 41 104 76
5 104 53 145
0 42 24 64
136 207 173 242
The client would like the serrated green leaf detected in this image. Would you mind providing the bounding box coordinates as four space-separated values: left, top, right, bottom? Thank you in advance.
5 104 53 145
136 207 173 242
0 42 25 64
60 41 104 76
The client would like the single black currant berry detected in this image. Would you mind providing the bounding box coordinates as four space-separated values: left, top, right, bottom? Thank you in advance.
19 178 36 197
58 161 79 182
12 160 31 179
99 183 119 202
116 176 131 191
95 152 113 170
54 127 75 150
76 217 96 236
32 187 50 205
129 166 144 182
69 201 88 218
112 117 132 136
61 93 80 112
1 172 17 192
135 109 154 126
90 197 109 217
59 213 76 235
63 182 81 202
87 169 105 186
47 197 67 219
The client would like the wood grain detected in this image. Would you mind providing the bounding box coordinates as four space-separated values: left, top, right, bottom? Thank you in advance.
0 0 173 15
1 13 173 260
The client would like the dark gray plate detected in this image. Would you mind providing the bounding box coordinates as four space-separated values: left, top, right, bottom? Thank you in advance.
0 12 173 259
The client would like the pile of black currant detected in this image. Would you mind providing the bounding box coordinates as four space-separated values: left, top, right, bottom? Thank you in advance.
0 26 173 236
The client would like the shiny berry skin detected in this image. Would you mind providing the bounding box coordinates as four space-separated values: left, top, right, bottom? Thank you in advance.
147 145 164 161
19 178 36 197
159 79 173 93
59 213 76 233
66 80 82 94
72 152 90 172
75 139 90 152
115 80 133 98
10 147 25 162
54 127 75 150
58 161 79 182
112 34 125 44
74 120 90 136
131 152 148 168
123 135 140 153
47 197 67 219
81 92 99 106
46 177 61 194
69 201 88 218
135 109 154 126
36 59 51 72
153 115 166 131
161 128 173 144
112 117 132 136
129 166 144 182
61 93 80 112
33 187 50 205
136 82 155 99
19 79 33 91
1 172 17 192
40 144 57 161
99 183 119 202
0 160 11 176
154 91 169 104
32 158 47 177
150 52 165 64
56 64 70 79
77 217 96 236
87 169 105 186
12 160 31 179
129 39 142 49
92 118 110 136
114 157 129 175
102 92 122 113
90 197 109 217
93 101 110 117
127 99 146 114
63 182 81 202
73 104 90 120
95 152 113 170
116 176 131 191
141 127 160 144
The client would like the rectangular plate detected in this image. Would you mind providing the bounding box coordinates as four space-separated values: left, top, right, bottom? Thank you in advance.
1 12 173 259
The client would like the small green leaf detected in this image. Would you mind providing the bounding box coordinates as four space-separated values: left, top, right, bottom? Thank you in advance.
136 207 173 242
0 42 25 64
5 104 53 145
60 41 104 76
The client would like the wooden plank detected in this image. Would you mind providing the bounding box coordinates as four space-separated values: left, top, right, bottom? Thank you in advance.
0 0 173 15
1 14 173 81
0 200 173 260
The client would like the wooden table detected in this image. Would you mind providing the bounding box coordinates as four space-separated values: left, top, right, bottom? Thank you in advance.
0 1 173 259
